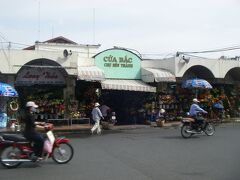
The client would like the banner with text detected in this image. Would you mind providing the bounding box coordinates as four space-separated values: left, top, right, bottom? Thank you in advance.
95 49 141 79
16 68 66 86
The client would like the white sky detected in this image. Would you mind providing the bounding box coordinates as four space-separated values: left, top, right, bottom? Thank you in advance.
1 0 240 58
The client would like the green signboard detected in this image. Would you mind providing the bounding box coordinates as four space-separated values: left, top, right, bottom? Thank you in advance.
95 49 141 79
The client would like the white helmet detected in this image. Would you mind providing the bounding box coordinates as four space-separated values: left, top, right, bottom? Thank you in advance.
95 102 100 107
160 109 165 113
26 101 38 108
193 98 200 103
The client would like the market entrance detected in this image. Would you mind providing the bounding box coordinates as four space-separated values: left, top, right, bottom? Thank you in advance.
182 65 214 81
179 65 215 115
222 67 240 117
100 90 154 125
15 59 68 121
181 65 240 118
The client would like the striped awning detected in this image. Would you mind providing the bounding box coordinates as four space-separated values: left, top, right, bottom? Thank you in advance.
78 66 105 81
141 68 176 82
101 79 156 92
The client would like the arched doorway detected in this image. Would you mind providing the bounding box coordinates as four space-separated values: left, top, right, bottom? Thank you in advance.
224 67 240 84
181 65 214 81
223 67 240 117
178 65 215 113
15 58 69 121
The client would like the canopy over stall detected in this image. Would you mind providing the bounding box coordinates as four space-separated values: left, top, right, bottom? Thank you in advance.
141 68 176 82
78 66 105 81
101 79 156 92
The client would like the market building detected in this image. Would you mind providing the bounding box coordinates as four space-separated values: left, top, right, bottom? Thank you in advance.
0 36 240 127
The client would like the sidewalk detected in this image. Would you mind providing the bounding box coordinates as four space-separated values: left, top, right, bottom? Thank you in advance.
0 121 181 135
0 118 239 135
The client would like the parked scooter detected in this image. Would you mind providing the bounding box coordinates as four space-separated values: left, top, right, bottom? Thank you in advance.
180 113 215 138
0 123 74 168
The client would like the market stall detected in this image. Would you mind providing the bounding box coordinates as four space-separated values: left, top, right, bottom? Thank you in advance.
147 79 214 123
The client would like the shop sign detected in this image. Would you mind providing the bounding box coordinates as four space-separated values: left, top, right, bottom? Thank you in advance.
16 68 66 86
95 49 141 79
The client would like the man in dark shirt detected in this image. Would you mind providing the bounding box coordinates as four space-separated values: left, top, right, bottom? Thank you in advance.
23 101 45 160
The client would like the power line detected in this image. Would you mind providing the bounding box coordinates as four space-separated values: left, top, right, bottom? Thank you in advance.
178 45 240 54
141 52 175 57
0 42 31 47
140 45 240 59
179 53 211 60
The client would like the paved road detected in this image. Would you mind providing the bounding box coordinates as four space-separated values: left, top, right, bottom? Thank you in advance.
0 124 240 180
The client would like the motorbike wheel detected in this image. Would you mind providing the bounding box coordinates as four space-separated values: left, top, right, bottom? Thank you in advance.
52 142 74 164
0 146 22 168
204 123 215 136
181 124 193 138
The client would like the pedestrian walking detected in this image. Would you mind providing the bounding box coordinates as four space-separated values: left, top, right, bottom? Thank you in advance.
91 102 104 135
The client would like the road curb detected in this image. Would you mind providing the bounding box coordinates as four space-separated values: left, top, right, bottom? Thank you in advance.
1 120 239 136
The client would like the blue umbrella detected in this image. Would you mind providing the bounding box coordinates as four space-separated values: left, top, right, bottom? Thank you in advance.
182 78 213 89
0 82 18 97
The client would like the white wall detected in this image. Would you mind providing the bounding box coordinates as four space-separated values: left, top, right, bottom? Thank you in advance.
0 49 78 75
1 47 240 80
141 55 240 79
141 57 175 74
174 55 240 78
0 42 101 76
36 42 99 67
36 42 100 58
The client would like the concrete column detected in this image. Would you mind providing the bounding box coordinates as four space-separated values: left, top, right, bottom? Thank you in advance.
63 76 76 118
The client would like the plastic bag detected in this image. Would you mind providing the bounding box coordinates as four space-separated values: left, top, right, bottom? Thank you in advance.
43 140 53 153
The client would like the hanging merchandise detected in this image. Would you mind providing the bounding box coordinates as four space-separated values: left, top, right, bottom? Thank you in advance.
9 100 19 112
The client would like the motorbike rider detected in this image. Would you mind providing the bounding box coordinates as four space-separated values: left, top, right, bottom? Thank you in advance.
189 98 208 130
23 101 45 161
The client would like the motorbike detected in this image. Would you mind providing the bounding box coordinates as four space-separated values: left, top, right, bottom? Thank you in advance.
180 113 215 138
0 123 74 168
